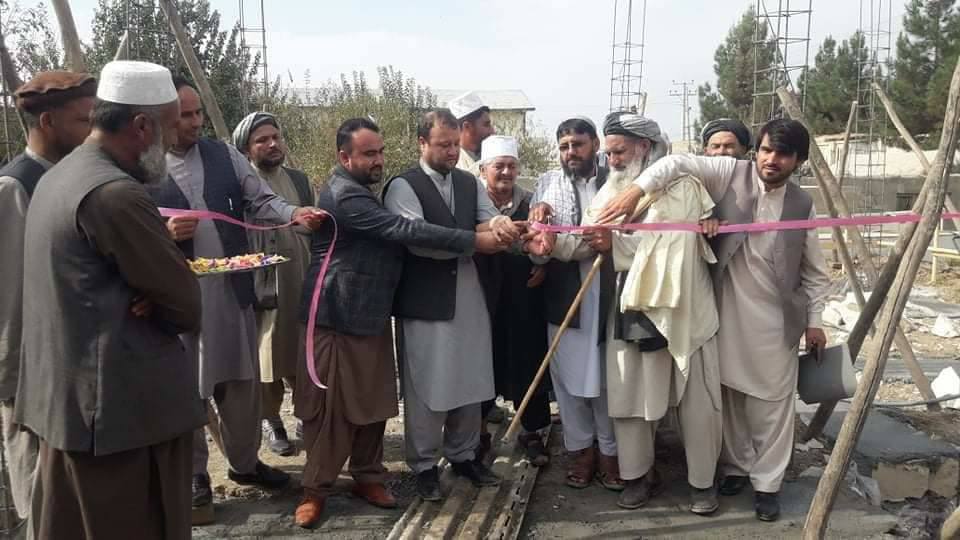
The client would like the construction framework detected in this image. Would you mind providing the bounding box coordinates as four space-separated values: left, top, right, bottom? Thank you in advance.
750 0 813 129
0 3 16 163
120 0 176 64
238 0 268 114
608 0 647 114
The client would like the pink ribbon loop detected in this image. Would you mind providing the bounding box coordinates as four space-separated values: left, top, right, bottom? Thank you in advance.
159 206 334 389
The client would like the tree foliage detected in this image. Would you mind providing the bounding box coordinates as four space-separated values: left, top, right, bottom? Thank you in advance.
86 0 258 132
0 0 63 81
697 6 777 127
890 0 960 146
800 32 868 134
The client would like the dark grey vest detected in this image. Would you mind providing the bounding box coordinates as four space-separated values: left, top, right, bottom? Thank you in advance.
0 153 46 198
147 138 255 308
15 143 206 455
385 166 476 321
710 161 814 346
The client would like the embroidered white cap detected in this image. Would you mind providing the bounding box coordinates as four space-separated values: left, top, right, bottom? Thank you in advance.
96 61 178 106
447 91 487 120
480 135 519 164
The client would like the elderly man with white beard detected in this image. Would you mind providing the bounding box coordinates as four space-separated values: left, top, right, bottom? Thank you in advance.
586 112 723 514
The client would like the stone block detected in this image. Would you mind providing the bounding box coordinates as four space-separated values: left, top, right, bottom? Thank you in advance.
932 367 960 409
872 460 930 501
929 458 960 498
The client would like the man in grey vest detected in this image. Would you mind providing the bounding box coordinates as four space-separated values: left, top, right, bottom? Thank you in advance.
0 70 95 531
232 112 313 457
16 60 204 539
595 119 831 522
383 109 519 501
151 78 325 523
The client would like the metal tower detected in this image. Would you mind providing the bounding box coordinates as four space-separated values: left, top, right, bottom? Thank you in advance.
750 0 813 129
670 80 697 152
238 0 268 114
609 0 647 113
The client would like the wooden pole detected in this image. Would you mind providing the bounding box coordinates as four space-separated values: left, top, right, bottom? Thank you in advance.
802 56 960 540
503 255 604 442
777 88 938 417
49 0 86 73
873 82 960 230
157 0 231 140
0 25 26 139
832 101 858 266
113 31 130 61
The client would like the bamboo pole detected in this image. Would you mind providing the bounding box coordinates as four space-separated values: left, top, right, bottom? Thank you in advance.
873 82 960 230
49 0 86 73
832 101 858 266
503 255 604 442
777 89 938 418
157 0 230 140
802 57 960 539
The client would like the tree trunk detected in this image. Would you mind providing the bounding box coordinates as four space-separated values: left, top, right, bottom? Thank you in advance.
802 56 960 540
49 0 87 73
157 0 231 140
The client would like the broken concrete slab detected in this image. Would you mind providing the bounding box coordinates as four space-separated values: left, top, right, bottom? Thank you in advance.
933 314 960 338
932 367 960 408
813 410 960 502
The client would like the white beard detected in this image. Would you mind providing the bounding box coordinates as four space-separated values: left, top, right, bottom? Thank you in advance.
606 159 646 191
138 139 168 185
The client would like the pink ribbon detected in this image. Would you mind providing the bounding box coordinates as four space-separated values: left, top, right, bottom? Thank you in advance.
159 206 335 390
531 211 960 234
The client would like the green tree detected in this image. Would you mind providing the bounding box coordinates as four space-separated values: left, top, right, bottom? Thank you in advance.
890 0 960 144
86 0 258 132
697 6 777 127
269 66 435 186
0 0 63 80
801 32 868 134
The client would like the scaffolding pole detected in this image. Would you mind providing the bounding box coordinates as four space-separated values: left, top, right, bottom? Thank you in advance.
238 0 269 114
751 0 812 129
609 0 647 113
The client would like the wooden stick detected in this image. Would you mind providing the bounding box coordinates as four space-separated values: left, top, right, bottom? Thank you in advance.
873 82 960 230
0 25 26 139
831 101 858 266
777 88 938 417
503 255 604 442
113 31 130 61
802 55 960 540
157 0 231 140
49 0 86 73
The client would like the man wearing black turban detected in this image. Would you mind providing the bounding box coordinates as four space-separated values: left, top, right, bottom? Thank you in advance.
701 119 751 158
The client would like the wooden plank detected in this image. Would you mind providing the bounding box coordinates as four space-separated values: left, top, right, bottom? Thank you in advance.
49 0 86 73
157 0 231 140
803 56 960 540
113 31 130 61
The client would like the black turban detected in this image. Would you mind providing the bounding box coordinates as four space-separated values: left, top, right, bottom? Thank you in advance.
700 118 751 149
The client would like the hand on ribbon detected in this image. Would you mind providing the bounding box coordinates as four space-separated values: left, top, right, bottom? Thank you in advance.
587 227 612 253
293 206 327 230
167 215 199 242
529 202 554 224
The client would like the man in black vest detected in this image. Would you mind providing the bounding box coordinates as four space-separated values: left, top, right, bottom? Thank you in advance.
0 70 96 528
383 109 521 501
150 78 325 523
233 112 313 457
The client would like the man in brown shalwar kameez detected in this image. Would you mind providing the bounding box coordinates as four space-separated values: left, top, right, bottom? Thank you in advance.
15 60 206 540
233 112 314 456
294 118 503 527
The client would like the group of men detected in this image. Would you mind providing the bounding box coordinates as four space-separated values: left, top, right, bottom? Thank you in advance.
0 56 830 539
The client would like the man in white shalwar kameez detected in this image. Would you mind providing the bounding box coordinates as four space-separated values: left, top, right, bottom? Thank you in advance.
594 119 831 522
384 109 519 502
575 112 724 515
155 79 324 522
528 117 623 491
449 91 495 179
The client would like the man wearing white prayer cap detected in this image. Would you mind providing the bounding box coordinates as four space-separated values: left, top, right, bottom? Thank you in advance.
16 60 204 539
149 77 325 523
473 135 553 466
449 90 495 177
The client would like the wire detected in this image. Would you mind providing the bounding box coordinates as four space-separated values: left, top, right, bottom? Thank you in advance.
871 393 960 408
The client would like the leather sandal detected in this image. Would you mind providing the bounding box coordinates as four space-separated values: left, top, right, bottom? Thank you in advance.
565 446 595 489
595 453 625 492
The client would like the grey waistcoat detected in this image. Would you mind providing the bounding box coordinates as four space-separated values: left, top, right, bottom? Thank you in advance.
15 144 206 455
709 161 813 347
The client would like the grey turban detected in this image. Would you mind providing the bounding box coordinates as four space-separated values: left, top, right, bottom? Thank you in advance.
700 118 751 148
602 112 668 164
232 111 279 152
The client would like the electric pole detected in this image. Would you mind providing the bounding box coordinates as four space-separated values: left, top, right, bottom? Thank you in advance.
669 80 697 152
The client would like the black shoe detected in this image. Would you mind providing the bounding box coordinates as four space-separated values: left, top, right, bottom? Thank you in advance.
719 475 749 496
617 469 663 509
192 473 212 507
754 491 780 521
228 461 290 489
486 405 507 424
416 467 442 502
262 420 296 457
451 459 501 487
689 484 719 515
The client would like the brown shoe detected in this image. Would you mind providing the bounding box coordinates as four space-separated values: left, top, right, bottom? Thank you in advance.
596 453 625 492
565 447 596 489
352 482 398 509
617 469 663 509
294 492 326 529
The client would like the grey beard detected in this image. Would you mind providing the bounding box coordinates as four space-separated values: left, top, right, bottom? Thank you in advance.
138 140 168 185
606 159 646 189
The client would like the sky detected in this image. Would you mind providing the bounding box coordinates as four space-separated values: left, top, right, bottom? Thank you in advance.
65 0 907 142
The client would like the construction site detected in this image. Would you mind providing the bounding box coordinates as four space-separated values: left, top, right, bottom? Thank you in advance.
0 0 959 538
